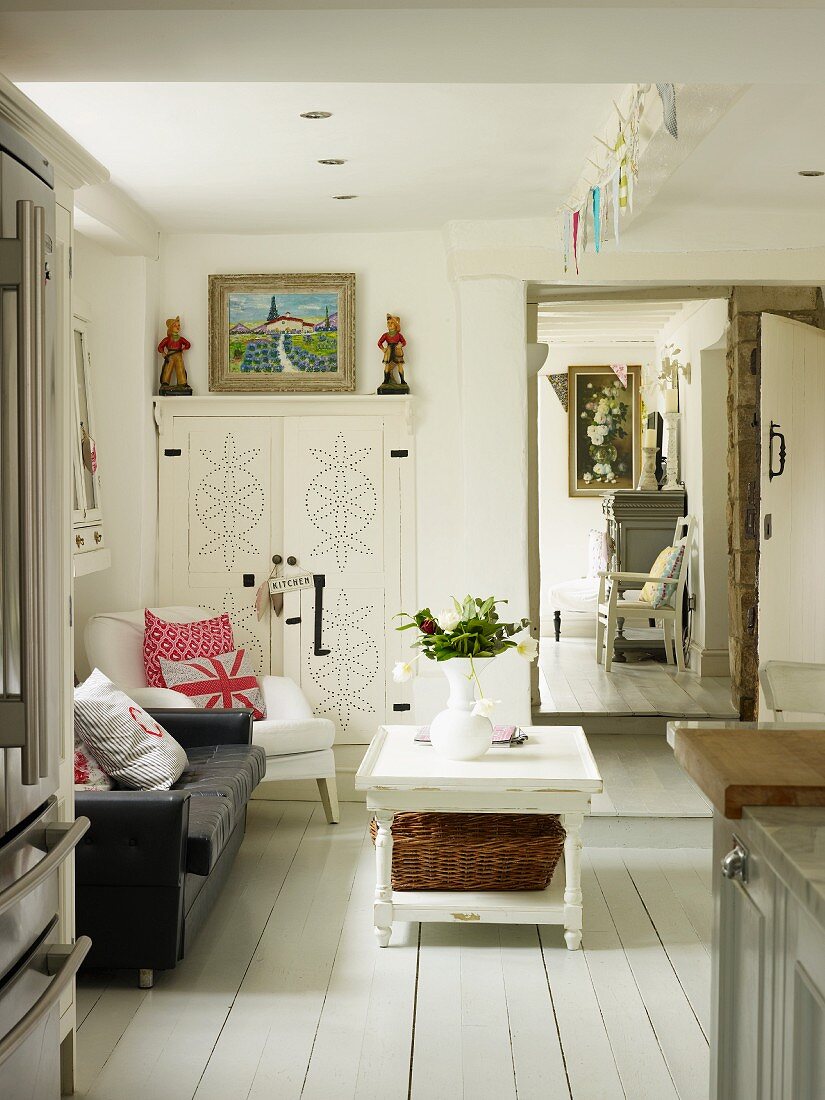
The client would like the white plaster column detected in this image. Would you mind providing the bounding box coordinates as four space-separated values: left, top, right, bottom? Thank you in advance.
453 276 531 724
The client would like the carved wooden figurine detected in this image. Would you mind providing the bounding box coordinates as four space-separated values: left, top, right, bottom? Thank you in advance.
158 316 192 396
377 314 409 394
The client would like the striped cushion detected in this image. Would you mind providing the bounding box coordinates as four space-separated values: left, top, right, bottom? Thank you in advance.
74 669 188 791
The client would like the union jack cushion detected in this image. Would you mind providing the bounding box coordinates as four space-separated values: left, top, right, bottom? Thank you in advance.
143 609 235 688
158 649 266 720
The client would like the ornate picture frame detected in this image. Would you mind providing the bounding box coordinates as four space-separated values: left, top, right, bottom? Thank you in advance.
568 364 642 497
208 272 355 393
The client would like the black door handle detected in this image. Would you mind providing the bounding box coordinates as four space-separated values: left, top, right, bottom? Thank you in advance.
769 421 787 480
313 574 330 656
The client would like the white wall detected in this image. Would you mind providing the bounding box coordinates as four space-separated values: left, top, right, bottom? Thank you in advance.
656 299 729 674
537 344 653 631
72 233 160 675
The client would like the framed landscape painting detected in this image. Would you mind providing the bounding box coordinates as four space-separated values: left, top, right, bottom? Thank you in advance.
568 364 642 497
208 272 355 393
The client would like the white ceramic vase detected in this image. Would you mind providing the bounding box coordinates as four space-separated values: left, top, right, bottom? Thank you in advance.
429 660 493 761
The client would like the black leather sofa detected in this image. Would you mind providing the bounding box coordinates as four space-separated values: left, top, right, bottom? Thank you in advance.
75 708 265 988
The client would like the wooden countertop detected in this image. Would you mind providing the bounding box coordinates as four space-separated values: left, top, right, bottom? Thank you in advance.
672 726 825 818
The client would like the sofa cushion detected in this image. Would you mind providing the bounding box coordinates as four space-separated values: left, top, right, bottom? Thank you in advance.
174 744 266 875
144 609 234 688
253 717 335 758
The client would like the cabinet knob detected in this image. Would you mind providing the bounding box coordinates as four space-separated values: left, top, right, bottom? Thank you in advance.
75 534 85 548
721 841 748 883
287 556 297 566
272 554 282 565
94 531 102 544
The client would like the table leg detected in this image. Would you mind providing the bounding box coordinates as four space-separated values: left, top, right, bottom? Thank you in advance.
562 813 583 950
373 811 395 947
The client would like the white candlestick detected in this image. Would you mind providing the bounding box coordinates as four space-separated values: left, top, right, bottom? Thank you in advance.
662 411 682 490
664 389 679 414
637 445 659 491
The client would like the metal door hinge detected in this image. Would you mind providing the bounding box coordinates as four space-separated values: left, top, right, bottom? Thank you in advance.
746 606 757 634
390 449 409 458
164 448 182 457
392 703 411 712
68 246 72 279
744 507 758 540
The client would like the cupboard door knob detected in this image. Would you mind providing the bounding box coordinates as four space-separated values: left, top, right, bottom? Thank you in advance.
287 556 297 566
721 841 748 883
94 531 102 544
75 535 84 548
272 554 282 565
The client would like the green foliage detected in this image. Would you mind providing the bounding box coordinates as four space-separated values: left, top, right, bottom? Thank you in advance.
396 595 529 661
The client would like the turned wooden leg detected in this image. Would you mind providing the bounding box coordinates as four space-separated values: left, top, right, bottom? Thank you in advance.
562 813 583 951
317 777 339 824
373 811 394 947
553 610 561 642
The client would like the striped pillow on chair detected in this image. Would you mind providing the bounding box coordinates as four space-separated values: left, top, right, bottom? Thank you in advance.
74 669 188 791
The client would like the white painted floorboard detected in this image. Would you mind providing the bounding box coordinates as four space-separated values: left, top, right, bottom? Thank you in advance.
72 802 713 1100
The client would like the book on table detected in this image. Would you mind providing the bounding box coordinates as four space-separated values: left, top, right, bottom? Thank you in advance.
414 725 528 746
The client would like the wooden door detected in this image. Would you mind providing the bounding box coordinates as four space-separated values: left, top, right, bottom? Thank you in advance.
282 416 402 743
164 416 283 677
759 314 825 679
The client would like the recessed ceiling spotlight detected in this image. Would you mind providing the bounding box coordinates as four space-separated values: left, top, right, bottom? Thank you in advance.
798 169 824 177
318 158 346 166
300 110 332 120
333 194 357 200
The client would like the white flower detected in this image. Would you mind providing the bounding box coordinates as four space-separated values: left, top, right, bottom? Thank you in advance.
437 607 461 633
516 637 539 662
583 472 593 483
472 697 499 719
392 661 414 683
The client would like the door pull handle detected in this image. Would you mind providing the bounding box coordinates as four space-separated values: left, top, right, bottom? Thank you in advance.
768 421 787 480
285 617 301 625
313 574 331 656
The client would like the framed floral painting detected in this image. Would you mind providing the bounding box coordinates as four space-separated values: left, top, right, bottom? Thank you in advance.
568 365 642 497
208 272 355 393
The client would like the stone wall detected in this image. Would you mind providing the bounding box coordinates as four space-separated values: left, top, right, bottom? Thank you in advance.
727 286 825 718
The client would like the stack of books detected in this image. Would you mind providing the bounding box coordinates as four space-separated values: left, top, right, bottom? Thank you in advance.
414 725 528 746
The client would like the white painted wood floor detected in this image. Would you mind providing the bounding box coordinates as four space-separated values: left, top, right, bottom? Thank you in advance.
540 637 737 719
72 802 712 1100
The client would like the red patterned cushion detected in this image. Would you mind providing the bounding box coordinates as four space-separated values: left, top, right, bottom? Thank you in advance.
143 609 234 688
73 738 113 791
158 649 266 720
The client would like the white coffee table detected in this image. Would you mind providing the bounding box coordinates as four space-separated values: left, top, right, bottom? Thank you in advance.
355 725 603 950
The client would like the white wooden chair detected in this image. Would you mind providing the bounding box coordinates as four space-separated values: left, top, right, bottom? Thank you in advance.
596 515 696 673
760 661 825 721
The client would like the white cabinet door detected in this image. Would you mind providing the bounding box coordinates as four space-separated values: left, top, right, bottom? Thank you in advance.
282 416 401 743
713 821 775 1100
759 314 825 677
783 906 825 1099
163 417 283 677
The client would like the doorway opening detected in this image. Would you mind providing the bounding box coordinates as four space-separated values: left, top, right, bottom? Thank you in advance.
527 289 737 730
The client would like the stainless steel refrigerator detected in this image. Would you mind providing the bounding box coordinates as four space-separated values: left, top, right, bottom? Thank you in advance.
0 118 90 1097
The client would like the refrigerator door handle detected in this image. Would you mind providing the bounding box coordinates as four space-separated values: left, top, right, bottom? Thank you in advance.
0 817 89 920
0 936 91 1068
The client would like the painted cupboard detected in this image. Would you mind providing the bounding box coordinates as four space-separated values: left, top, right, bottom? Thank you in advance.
155 395 415 745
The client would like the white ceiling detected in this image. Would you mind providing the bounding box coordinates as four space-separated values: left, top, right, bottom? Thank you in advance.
537 300 689 346
17 82 624 233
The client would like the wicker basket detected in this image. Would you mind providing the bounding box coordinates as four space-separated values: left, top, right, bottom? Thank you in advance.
369 812 565 892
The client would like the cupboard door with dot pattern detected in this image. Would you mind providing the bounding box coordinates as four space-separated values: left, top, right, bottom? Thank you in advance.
283 416 401 744
162 417 283 678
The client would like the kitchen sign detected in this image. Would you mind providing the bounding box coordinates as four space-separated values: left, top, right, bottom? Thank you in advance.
269 572 314 595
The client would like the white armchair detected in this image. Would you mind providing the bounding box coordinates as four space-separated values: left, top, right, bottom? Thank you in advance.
84 607 339 823
596 516 696 673
547 529 610 641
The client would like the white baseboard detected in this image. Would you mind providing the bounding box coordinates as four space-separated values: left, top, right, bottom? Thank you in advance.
688 642 731 678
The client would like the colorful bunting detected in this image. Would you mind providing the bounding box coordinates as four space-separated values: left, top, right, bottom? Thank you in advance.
656 83 678 139
610 363 628 388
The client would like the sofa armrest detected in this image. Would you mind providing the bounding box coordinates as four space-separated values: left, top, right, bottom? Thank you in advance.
74 790 190 887
146 707 254 748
